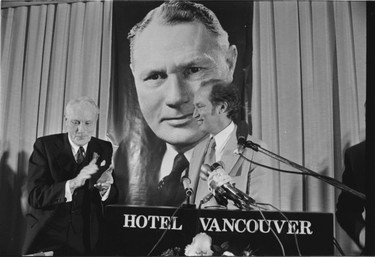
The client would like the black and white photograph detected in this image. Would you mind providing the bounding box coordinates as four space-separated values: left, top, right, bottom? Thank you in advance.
1 0 373 256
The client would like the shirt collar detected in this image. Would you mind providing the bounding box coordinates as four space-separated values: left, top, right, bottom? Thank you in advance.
68 135 88 156
212 121 235 155
165 143 194 162
159 144 194 180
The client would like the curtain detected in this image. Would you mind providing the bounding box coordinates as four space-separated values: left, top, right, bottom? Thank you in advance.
252 1 366 254
0 1 112 254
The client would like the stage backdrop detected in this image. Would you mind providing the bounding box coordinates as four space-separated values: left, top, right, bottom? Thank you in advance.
0 0 366 255
108 0 253 206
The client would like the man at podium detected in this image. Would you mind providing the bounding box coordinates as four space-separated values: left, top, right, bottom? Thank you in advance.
190 80 278 209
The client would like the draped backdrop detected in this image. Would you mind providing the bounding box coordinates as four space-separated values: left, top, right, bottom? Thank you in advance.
252 2 366 254
1 1 112 254
0 0 366 255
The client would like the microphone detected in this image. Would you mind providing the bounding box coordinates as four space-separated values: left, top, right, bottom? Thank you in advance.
181 175 193 196
236 121 249 154
199 162 224 205
200 192 214 204
207 162 255 209
200 162 224 181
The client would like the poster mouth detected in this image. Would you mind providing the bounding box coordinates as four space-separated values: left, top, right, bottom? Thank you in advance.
162 114 194 127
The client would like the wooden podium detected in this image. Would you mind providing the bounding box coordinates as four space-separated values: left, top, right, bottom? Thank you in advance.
103 205 334 256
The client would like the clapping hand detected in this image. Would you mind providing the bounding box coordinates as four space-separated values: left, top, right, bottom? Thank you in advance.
94 166 114 196
69 153 99 192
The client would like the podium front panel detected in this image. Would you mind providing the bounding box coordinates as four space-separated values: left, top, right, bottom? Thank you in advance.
103 205 334 256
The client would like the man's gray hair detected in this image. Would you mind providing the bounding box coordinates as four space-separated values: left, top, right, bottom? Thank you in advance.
65 96 99 116
128 0 230 65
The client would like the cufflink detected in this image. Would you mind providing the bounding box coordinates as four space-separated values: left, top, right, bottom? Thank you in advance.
100 160 106 167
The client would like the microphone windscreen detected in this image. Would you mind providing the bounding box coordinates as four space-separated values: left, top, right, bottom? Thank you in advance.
236 121 249 149
211 162 223 170
236 121 249 140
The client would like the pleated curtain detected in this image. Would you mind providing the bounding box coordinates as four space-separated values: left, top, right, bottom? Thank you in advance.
1 1 112 254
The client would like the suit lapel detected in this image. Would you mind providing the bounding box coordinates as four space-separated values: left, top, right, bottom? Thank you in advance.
190 136 211 204
86 139 109 189
55 133 78 180
220 127 242 176
86 139 100 164
145 142 166 205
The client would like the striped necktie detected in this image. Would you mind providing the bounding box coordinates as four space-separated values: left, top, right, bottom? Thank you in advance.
76 146 85 164
205 137 216 165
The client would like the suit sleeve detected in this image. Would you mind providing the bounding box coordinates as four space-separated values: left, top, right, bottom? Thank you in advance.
336 148 365 249
246 141 279 208
101 141 118 204
27 138 66 209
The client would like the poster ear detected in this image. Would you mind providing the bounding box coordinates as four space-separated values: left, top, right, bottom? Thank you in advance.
226 45 238 77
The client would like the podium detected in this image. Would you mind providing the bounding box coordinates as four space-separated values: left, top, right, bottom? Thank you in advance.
103 205 334 256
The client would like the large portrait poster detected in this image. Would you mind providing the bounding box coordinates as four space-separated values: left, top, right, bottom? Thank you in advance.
108 1 253 204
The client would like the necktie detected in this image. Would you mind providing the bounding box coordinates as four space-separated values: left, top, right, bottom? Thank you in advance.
205 137 216 165
202 137 228 207
76 146 85 164
158 153 189 206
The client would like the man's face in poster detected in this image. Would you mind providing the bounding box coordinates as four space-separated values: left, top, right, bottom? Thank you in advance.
130 17 237 150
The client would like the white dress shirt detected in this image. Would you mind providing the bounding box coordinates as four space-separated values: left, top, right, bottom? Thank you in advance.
212 121 235 161
65 137 110 202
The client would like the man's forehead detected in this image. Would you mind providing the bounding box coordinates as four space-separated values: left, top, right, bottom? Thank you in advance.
132 22 223 70
136 20 205 39
195 86 211 100
200 85 212 96
133 21 218 55
66 104 96 117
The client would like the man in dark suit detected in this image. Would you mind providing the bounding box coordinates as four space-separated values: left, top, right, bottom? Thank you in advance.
23 96 117 256
336 141 366 252
191 80 277 209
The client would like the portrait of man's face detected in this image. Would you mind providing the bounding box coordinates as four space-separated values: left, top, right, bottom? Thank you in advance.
130 20 237 148
110 1 251 148
109 0 252 205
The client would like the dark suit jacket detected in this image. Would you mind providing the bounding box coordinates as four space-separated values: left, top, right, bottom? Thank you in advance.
113 137 164 205
23 133 117 255
336 141 366 250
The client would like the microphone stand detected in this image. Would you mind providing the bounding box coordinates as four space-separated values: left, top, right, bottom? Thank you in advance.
243 140 366 200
